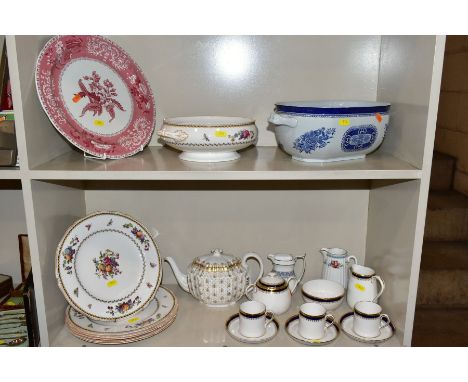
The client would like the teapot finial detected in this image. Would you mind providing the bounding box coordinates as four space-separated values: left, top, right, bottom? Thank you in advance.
211 249 223 256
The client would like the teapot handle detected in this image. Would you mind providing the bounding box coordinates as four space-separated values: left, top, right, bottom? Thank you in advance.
242 252 264 284
245 284 256 300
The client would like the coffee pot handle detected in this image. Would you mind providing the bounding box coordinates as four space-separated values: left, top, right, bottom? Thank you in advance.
346 255 358 264
242 252 264 284
296 253 307 285
372 275 386 302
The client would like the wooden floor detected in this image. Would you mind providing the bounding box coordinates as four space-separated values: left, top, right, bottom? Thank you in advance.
412 305 468 346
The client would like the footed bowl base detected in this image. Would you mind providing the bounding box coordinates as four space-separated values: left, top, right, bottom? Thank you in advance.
179 151 240 163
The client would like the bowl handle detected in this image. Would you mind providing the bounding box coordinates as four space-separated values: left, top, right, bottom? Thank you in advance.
268 112 298 128
157 128 189 142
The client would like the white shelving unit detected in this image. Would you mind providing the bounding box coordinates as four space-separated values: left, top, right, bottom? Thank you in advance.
1 35 445 346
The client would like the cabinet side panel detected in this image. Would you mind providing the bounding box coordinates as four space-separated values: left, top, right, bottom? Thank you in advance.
10 36 72 168
29 180 86 345
377 36 437 168
366 180 420 346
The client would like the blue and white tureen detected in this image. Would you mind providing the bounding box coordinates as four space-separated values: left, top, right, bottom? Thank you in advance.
269 101 390 163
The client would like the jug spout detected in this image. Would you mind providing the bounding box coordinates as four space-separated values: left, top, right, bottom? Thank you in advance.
164 257 189 292
319 248 330 262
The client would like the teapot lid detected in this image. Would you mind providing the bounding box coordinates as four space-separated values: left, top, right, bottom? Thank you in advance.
193 249 241 271
256 272 288 292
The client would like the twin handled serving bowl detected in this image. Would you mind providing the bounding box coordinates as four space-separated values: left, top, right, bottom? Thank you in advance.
269 101 390 163
157 116 258 162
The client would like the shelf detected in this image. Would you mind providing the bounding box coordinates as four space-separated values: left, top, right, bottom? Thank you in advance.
51 284 402 347
0 167 21 179
30 147 421 181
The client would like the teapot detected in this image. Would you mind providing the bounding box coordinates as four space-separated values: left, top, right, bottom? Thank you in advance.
319 247 357 289
267 253 306 284
164 249 263 307
245 271 298 315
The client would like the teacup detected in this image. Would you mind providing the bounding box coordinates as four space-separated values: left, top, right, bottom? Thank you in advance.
353 301 390 338
298 302 335 340
239 301 274 338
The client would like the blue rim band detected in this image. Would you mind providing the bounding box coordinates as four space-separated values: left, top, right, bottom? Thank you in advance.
275 104 390 115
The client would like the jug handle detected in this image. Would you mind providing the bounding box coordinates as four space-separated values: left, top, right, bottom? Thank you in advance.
319 248 329 262
242 252 264 284
346 255 358 264
372 275 386 302
245 284 255 300
267 254 275 262
296 253 307 285
288 278 299 294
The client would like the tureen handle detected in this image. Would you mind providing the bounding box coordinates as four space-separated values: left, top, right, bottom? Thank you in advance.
241 252 264 284
268 112 298 128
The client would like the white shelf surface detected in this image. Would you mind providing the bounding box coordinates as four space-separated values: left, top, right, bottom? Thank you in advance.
0 167 21 179
51 284 402 347
31 146 421 180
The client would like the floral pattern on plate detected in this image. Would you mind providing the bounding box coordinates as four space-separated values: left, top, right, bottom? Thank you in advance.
93 249 122 279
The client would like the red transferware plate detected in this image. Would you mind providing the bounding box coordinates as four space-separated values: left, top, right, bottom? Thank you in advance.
35 35 155 159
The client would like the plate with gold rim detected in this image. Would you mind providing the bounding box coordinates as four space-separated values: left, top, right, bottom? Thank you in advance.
285 314 339 346
56 211 162 321
66 286 176 335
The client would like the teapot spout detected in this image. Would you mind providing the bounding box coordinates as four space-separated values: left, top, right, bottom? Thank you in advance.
164 257 189 293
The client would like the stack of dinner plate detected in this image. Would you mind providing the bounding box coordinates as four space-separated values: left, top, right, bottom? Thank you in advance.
65 287 178 345
56 211 176 344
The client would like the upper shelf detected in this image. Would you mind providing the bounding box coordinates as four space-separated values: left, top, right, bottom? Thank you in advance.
30 146 421 180
0 167 21 179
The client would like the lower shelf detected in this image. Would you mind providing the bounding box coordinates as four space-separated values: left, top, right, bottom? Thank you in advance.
51 284 403 347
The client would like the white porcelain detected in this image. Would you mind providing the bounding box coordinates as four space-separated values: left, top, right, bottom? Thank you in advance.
340 311 394 344
286 314 339 346
67 286 176 335
55 211 162 321
319 247 357 289
245 271 298 315
238 301 274 338
353 301 391 338
225 313 279 344
269 101 390 162
267 253 306 283
157 116 258 162
165 249 263 307
298 302 335 340
347 264 385 309
302 279 345 311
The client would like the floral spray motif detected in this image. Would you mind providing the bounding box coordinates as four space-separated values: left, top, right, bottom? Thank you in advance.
93 249 122 279
293 127 336 153
73 71 125 122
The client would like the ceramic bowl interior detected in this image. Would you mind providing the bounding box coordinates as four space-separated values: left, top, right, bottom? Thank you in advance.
240 300 266 315
302 279 345 299
351 264 375 277
300 302 326 317
275 101 391 109
354 301 382 315
164 116 254 127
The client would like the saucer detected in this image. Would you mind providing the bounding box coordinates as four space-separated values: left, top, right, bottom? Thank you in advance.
340 312 395 344
225 314 279 344
285 315 339 346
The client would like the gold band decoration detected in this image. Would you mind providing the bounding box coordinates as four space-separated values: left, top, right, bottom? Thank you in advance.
192 257 242 273
299 311 326 320
239 309 266 319
302 290 344 302
163 120 255 128
256 279 288 292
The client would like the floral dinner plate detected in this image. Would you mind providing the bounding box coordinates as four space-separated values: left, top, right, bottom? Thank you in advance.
35 35 155 159
56 211 162 320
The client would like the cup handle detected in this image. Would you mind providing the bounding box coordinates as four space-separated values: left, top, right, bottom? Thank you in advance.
245 284 255 300
265 311 275 327
346 255 358 264
379 314 390 331
372 275 386 302
324 314 335 330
